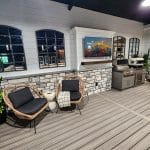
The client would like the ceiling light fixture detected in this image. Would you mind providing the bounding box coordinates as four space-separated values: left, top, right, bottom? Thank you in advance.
142 0 150 7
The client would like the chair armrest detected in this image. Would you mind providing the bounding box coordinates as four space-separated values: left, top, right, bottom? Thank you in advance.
55 81 61 98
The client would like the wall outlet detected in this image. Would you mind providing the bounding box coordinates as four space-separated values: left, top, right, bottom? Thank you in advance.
95 82 98 86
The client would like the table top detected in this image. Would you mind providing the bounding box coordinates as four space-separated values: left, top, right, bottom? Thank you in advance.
43 91 55 101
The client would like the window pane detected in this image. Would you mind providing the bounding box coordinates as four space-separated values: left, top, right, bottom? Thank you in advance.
9 28 21 35
0 45 11 53
39 55 49 68
47 38 55 45
4 65 15 72
12 45 24 53
37 38 46 45
14 54 26 70
58 50 65 59
7 55 13 64
15 62 26 70
55 31 63 38
36 31 45 38
46 30 55 38
0 54 14 72
49 52 56 56
13 60 26 71
57 49 65 64
0 36 10 45
57 45 64 50
48 46 55 52
39 55 44 66
0 27 8 35
14 54 25 62
49 55 57 64
56 38 64 45
0 55 11 64
11 36 23 44
38 45 47 53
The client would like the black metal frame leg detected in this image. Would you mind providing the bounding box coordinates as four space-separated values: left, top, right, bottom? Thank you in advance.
76 104 82 115
33 119 36 134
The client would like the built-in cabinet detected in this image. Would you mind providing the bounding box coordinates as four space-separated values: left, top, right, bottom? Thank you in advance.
134 69 145 86
112 68 145 90
112 71 135 90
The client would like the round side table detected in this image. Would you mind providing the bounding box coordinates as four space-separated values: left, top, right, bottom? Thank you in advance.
43 92 57 112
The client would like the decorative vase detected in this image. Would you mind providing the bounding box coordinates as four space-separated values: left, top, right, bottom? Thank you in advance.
49 101 57 111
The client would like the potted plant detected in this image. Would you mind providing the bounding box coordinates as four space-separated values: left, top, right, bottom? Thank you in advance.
143 53 150 82
0 77 6 124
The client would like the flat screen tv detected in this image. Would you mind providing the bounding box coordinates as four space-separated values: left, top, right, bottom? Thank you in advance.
83 37 112 58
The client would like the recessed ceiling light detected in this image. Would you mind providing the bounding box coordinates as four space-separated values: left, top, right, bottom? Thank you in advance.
142 0 150 7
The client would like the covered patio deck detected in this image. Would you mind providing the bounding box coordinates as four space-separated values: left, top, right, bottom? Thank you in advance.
1 83 150 150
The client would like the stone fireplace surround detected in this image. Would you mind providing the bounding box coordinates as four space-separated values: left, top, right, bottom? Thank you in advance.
2 63 112 95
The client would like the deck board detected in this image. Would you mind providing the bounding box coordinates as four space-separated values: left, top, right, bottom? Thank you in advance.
0 83 150 150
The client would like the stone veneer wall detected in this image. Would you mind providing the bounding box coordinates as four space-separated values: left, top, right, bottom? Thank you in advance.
1 64 112 95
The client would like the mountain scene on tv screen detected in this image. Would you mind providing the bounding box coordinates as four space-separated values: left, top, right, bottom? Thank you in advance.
84 37 112 58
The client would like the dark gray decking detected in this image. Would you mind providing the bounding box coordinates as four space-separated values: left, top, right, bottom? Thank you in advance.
0 83 150 150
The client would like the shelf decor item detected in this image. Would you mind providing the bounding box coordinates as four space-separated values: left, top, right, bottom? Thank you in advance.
83 37 112 58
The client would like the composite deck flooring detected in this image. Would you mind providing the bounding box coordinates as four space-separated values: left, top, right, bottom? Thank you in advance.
0 83 150 150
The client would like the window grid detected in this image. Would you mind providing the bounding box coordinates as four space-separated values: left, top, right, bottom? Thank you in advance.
0 25 26 72
36 29 66 69
128 38 140 58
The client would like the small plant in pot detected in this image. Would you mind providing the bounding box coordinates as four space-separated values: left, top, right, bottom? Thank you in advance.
143 53 150 82
0 77 6 124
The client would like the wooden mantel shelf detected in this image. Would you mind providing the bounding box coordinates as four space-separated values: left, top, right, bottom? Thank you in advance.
81 60 112 65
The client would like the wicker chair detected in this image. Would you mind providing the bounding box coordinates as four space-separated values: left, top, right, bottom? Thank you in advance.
56 76 85 115
3 84 48 133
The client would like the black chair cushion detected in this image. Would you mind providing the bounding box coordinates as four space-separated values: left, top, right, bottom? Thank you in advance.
62 80 79 92
8 87 34 108
17 98 47 115
70 92 81 101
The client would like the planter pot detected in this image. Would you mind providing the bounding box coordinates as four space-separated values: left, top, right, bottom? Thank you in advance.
0 109 7 124
146 74 150 82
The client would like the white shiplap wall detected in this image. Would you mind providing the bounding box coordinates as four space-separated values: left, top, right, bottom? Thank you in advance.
0 0 145 78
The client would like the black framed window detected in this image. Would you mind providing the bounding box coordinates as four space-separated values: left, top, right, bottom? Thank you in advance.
0 25 26 72
36 29 66 69
128 38 140 58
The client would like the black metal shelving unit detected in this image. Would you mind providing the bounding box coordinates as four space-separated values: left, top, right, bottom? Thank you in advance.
113 36 126 60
